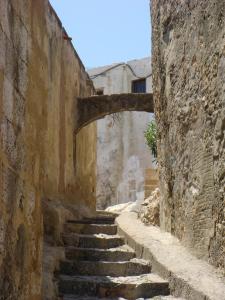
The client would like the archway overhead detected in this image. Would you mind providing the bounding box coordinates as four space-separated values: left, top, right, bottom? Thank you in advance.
75 93 154 133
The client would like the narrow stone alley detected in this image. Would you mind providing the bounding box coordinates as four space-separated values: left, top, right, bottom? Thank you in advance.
0 0 224 299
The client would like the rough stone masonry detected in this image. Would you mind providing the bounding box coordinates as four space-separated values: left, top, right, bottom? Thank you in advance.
151 0 225 271
0 1 96 299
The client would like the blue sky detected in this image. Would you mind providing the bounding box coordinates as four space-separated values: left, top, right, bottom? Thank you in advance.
49 0 151 68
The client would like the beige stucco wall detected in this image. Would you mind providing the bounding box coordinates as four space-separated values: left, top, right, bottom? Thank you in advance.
76 124 96 213
0 0 96 299
89 59 155 209
151 0 224 271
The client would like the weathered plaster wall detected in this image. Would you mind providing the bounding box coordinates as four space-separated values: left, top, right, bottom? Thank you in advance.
76 124 96 213
0 0 96 299
151 0 225 270
89 58 155 209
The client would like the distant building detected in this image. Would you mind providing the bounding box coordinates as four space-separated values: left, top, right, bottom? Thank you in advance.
88 57 155 209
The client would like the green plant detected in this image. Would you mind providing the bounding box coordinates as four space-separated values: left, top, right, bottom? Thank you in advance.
144 120 157 159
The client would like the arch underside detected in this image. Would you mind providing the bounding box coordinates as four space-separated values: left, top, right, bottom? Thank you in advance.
75 93 154 133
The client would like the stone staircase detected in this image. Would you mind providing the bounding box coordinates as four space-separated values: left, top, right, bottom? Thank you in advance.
57 212 172 300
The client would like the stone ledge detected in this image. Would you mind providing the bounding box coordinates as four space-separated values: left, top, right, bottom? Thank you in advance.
116 212 225 300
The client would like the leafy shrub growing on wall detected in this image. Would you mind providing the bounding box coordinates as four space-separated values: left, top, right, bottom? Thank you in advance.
144 120 157 159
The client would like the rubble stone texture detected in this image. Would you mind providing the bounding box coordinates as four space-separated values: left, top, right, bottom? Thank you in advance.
139 188 160 226
0 1 96 299
151 0 225 271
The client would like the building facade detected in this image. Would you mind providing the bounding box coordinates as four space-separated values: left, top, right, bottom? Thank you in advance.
88 57 155 209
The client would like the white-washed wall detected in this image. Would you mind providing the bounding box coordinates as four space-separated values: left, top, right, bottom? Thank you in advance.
89 58 155 209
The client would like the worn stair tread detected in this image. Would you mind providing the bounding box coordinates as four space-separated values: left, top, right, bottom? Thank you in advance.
65 244 134 253
59 273 169 298
96 210 119 217
151 297 186 300
65 245 135 261
60 258 151 276
63 297 183 300
63 233 123 239
63 295 127 299
65 224 117 229
62 258 150 266
59 273 168 284
68 217 115 225
65 223 117 235
63 233 124 249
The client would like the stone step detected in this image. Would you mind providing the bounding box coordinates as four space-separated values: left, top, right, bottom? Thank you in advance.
96 210 119 218
58 274 169 299
68 216 115 225
63 233 124 249
63 296 127 300
60 258 151 277
63 296 183 300
65 245 135 262
151 297 185 300
65 223 117 235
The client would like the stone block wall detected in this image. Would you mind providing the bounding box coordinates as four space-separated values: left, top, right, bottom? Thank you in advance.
151 0 224 271
0 0 96 299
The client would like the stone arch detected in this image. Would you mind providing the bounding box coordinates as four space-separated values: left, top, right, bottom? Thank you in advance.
75 93 154 133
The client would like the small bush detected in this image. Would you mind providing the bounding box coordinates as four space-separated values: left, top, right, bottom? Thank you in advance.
144 120 157 159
